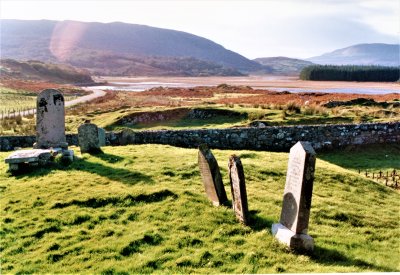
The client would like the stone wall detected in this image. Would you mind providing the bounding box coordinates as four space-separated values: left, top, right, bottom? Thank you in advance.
0 134 78 152
1 122 399 152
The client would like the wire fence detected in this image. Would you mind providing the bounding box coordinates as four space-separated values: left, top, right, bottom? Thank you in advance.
358 169 399 189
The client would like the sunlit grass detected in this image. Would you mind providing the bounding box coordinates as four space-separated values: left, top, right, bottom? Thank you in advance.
1 144 399 273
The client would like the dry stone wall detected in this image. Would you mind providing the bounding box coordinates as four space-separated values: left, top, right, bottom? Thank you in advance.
1 122 399 152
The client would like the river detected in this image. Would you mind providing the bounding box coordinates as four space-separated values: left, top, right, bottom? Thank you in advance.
93 76 400 95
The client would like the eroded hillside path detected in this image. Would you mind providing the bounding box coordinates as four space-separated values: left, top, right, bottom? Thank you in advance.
65 88 106 107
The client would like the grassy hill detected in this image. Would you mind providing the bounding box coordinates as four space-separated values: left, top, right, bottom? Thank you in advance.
1 19 262 74
0 59 94 84
67 52 245 77
1 144 399 273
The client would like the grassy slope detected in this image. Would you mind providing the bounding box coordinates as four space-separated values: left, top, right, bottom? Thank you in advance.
1 144 399 273
67 104 400 133
0 87 78 113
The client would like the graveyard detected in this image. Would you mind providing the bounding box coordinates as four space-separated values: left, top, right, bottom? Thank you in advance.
1 143 399 273
0 87 399 273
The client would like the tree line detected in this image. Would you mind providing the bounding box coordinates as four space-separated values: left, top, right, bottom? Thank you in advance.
300 65 400 82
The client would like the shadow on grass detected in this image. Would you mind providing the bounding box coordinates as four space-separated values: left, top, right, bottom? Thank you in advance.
110 116 246 131
51 189 177 209
12 152 153 186
89 151 125 163
309 245 396 272
318 143 400 171
248 210 274 232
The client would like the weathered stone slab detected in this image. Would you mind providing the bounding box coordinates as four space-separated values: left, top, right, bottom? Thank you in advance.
78 122 101 153
5 149 53 164
198 144 228 206
272 141 316 251
98 127 106 147
228 155 249 225
35 89 67 149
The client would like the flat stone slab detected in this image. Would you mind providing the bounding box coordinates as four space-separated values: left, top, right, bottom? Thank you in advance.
5 149 53 164
272 223 314 251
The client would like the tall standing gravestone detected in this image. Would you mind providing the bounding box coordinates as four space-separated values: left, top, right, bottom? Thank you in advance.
5 89 73 172
272 141 316 251
78 122 101 153
228 155 249 225
198 144 228 206
35 89 67 149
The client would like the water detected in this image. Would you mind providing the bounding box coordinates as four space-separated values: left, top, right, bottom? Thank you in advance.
92 81 399 95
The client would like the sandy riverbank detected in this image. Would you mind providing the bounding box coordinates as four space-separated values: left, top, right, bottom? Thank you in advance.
95 75 400 92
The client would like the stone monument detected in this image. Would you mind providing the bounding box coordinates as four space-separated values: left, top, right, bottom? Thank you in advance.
78 122 102 153
98 127 106 147
198 144 228 206
228 155 249 225
34 89 67 149
272 141 316 251
5 89 73 172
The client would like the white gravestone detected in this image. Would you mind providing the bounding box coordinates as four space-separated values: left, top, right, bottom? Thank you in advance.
34 89 67 149
272 141 316 251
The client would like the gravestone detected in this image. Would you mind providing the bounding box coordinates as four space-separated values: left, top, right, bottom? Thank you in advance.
4 148 71 172
228 155 249 225
78 122 101 153
5 149 53 171
272 141 316 251
35 89 67 149
4 89 73 172
98 127 106 147
198 144 228 206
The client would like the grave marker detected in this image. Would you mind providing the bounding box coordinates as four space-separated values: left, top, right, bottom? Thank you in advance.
35 89 67 149
228 155 249 225
272 141 316 251
78 122 101 153
98 127 106 147
198 144 228 206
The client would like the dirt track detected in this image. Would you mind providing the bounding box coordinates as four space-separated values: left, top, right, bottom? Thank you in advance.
0 88 106 119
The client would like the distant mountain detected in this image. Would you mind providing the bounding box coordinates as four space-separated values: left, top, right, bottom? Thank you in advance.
63 51 245 77
0 59 94 84
253 56 314 75
0 19 263 76
307 43 400 66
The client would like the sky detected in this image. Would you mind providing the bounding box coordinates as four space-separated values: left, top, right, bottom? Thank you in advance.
1 0 399 59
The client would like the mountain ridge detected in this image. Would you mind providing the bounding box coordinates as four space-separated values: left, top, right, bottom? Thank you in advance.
307 43 400 66
253 56 314 75
0 19 263 75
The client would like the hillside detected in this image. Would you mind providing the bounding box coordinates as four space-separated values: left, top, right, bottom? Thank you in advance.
0 59 94 84
253 56 314 75
307 43 400 66
0 19 262 75
66 52 244 77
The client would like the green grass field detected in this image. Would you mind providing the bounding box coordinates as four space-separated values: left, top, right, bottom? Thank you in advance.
1 144 399 273
0 87 79 114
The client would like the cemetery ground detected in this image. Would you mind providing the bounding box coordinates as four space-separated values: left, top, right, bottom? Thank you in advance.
1 144 399 273
1 84 399 135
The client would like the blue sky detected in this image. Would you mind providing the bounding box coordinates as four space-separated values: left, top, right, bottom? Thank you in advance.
1 0 399 59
